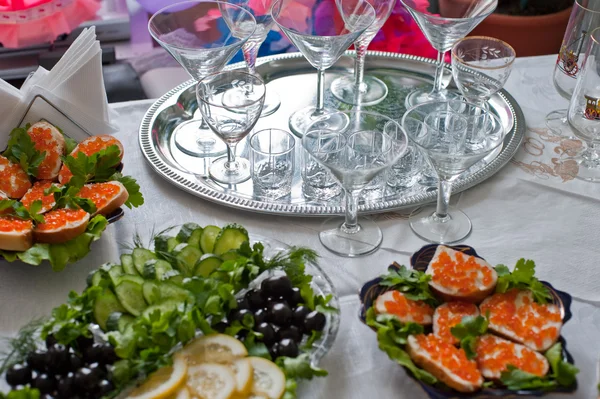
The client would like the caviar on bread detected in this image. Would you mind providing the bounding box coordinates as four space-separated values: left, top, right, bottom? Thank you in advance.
375 290 434 325
26 121 66 180
33 208 90 244
0 155 32 199
78 181 128 217
426 245 498 304
58 135 124 184
0 216 33 251
20 181 58 214
432 302 479 345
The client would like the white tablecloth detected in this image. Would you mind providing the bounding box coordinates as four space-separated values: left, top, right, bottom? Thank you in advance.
1 54 600 398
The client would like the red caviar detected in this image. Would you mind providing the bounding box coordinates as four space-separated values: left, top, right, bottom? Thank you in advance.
476 335 547 376
383 291 434 323
480 289 561 350
21 181 56 213
431 250 494 294
78 183 120 210
35 209 88 232
0 156 31 199
434 302 479 345
0 216 32 232
59 136 122 183
414 334 482 383
28 126 62 179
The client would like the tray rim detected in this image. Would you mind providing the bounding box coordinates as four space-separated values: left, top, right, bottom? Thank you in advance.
138 50 526 217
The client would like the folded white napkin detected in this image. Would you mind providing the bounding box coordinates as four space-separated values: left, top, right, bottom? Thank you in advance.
0 27 118 149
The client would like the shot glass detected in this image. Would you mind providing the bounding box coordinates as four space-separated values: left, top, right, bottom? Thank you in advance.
249 129 295 200
301 149 342 201
387 145 423 190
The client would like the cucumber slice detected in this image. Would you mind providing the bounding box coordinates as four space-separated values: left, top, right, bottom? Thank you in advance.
167 237 180 252
142 281 160 305
93 289 126 331
106 312 135 332
175 245 202 277
159 282 195 303
132 248 157 275
120 254 137 275
194 254 223 277
213 224 249 255
142 299 180 320
114 275 146 316
177 223 202 242
143 259 173 280
187 228 204 249
200 226 221 253
220 250 240 261
160 269 184 286
88 270 106 287
107 265 125 286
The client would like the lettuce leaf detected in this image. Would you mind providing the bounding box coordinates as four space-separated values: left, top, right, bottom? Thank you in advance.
0 215 108 271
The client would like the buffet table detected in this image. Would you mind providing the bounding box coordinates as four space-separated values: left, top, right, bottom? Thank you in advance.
1 54 599 398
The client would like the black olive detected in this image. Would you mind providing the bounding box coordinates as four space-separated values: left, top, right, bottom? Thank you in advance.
87 362 106 380
267 302 292 326
235 330 248 341
304 311 326 332
74 367 99 390
49 344 70 375
27 349 49 372
100 344 118 365
96 379 114 396
245 290 266 310
212 321 230 333
45 335 58 349
261 275 294 300
292 306 311 329
31 372 56 394
288 287 303 307
82 343 104 364
254 323 276 345
5 363 32 386
236 297 251 310
277 326 303 343
69 353 83 371
277 338 299 358
57 372 75 398
40 394 56 399
75 336 94 352
229 309 255 326
253 308 268 325
269 342 280 360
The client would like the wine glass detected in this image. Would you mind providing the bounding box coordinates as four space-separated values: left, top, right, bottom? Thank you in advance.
402 100 505 244
303 111 408 257
221 0 281 117
330 0 396 106
400 0 497 109
451 36 516 109
548 0 600 138
196 70 266 184
567 26 600 182
271 0 376 137
148 1 256 160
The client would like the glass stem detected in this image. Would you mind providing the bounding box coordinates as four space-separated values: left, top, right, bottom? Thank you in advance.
354 41 369 93
315 68 325 116
435 178 452 220
432 50 448 96
225 144 238 172
242 41 259 76
341 189 361 234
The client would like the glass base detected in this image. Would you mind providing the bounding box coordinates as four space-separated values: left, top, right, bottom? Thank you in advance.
318 217 383 257
409 205 472 244
405 87 460 109
289 106 350 138
209 156 251 184
546 109 576 139
330 75 388 106
260 91 281 117
573 149 600 182
174 119 228 157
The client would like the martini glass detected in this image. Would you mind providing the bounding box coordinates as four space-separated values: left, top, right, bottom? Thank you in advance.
403 100 505 244
272 0 376 137
222 0 281 117
401 0 497 109
330 0 396 105
303 111 408 257
149 1 256 159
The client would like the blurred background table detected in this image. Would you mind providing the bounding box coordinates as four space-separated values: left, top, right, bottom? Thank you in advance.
1 53 599 398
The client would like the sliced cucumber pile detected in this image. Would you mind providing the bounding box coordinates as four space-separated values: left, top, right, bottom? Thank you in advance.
88 223 250 331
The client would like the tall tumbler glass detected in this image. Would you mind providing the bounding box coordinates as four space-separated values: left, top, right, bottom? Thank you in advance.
547 0 600 138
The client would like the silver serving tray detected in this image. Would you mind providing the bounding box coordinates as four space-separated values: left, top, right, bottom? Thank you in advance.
139 51 525 216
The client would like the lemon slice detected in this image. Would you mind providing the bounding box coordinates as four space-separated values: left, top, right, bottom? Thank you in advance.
170 386 190 399
128 353 187 399
182 334 248 365
248 357 285 399
187 363 236 399
231 358 253 394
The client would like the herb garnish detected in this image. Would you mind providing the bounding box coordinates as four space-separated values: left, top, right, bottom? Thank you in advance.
2 126 46 177
0 199 45 224
495 259 551 304
378 263 439 307
450 313 489 359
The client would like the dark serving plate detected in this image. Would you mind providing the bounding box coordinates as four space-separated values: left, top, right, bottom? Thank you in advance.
358 244 576 399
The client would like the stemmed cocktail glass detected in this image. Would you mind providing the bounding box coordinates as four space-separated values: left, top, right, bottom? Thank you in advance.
403 100 505 244
272 0 376 137
330 0 396 106
149 1 256 160
303 111 408 257
401 0 497 109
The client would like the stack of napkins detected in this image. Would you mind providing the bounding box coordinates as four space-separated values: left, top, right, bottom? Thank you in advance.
0 27 118 149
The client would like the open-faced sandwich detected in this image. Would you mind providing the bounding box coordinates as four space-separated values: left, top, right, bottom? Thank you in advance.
364 245 578 397
0 223 338 399
0 121 144 271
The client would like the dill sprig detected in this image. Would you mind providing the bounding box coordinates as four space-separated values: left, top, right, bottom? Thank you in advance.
0 318 46 375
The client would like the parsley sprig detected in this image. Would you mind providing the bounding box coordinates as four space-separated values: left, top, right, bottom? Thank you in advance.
0 199 45 224
495 259 551 304
2 126 46 177
378 263 440 307
450 313 489 359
